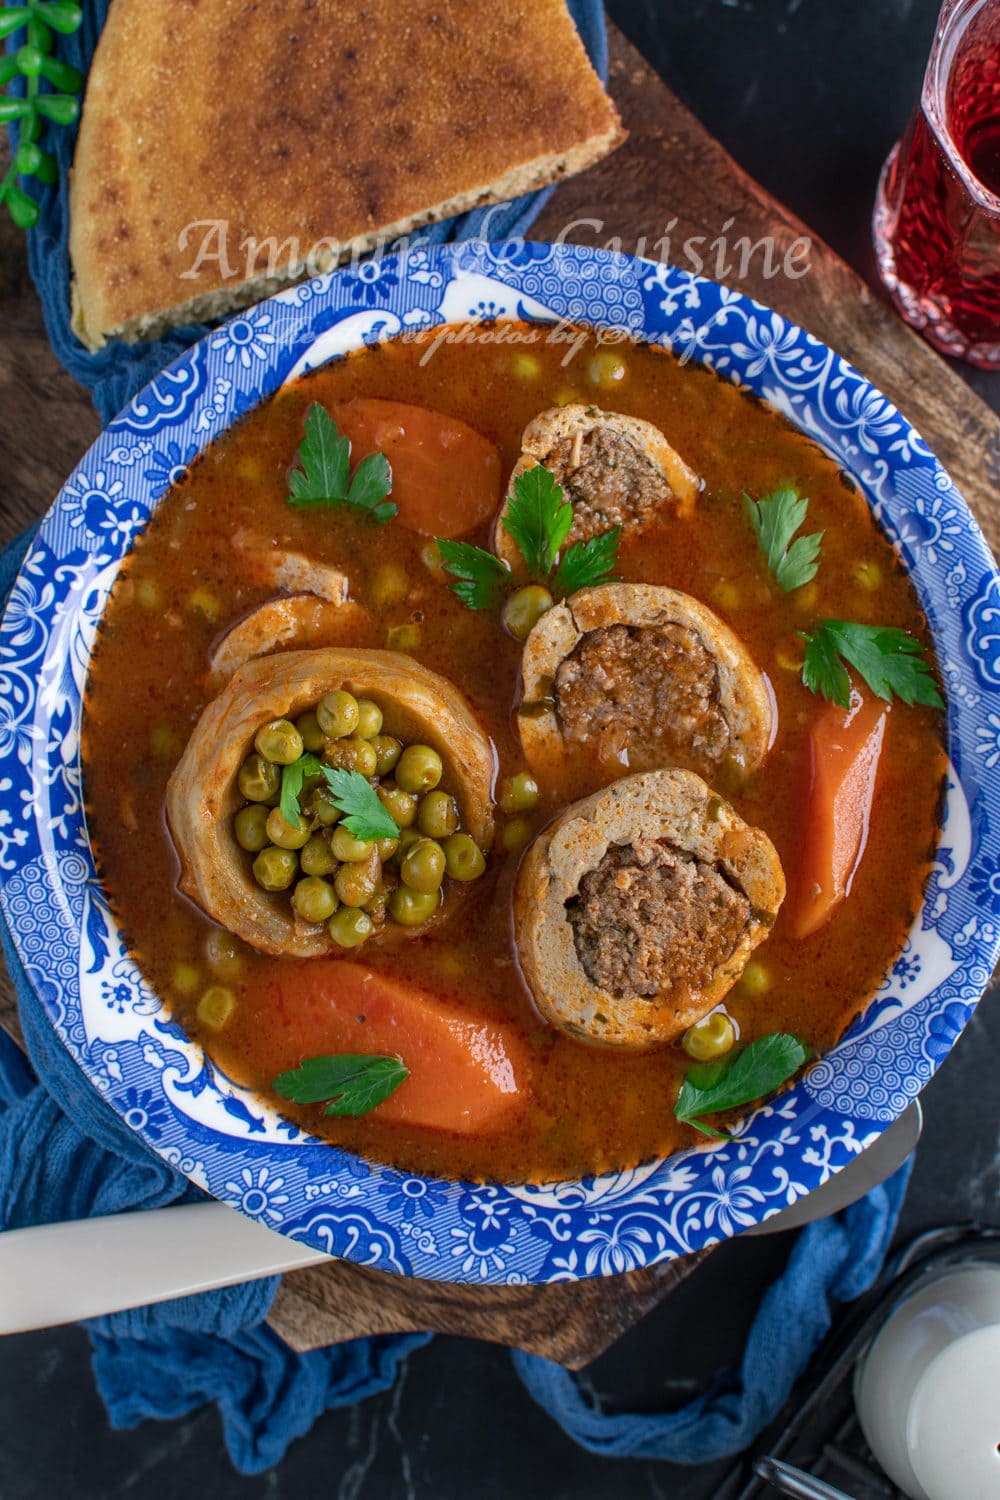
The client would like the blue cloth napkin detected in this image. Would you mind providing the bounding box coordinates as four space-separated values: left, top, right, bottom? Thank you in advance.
0 823 911 1478
1 0 912 1474
11 0 607 421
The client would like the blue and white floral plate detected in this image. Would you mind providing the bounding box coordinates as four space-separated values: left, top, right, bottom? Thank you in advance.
2 243 999 1284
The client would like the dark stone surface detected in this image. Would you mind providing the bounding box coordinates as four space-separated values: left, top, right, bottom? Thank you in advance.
2 3 998 1496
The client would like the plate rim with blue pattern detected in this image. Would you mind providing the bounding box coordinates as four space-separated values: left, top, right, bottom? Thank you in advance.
1 240 998 1284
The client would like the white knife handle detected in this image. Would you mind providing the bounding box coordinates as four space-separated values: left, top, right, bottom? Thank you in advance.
0 1201 327 1334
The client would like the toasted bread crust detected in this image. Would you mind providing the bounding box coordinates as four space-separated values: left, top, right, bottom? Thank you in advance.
69 0 624 349
167 648 495 957
514 769 785 1049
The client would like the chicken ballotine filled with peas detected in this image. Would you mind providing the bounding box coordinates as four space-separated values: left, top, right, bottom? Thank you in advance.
82 328 945 1182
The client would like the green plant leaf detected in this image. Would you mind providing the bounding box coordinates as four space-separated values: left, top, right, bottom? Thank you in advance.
4 183 39 228
287 403 395 522
34 92 79 124
436 539 512 610
321 767 400 841
0 98 32 121
39 54 81 92
675 1032 810 1137
0 10 31 42
744 485 823 593
272 1054 409 1116
501 464 573 579
33 149 57 185
278 752 324 826
800 620 943 709
36 3 84 35
347 450 394 522
552 525 621 596
13 139 43 174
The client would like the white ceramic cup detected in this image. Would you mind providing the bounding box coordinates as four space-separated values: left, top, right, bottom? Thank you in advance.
854 1263 1000 1500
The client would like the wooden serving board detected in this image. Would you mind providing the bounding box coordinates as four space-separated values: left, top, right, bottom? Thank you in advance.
1 23 997 1366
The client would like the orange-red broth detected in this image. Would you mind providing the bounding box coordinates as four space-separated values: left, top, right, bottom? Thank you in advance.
82 325 946 1182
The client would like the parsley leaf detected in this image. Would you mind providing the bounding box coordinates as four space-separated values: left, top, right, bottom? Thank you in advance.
436 464 621 614
502 465 574 579
287 403 396 523
321 766 400 840
272 1054 409 1117
744 486 823 593
279 752 325 825
436 539 513 611
675 1032 810 1138
552 526 621 596
801 620 944 710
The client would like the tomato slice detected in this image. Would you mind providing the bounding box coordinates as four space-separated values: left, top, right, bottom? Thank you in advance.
245 960 525 1133
332 397 501 538
789 691 888 939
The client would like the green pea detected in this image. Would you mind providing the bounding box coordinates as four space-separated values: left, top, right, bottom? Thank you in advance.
739 961 772 997
371 563 410 608
335 860 379 908
300 834 339 876
292 876 339 924
502 584 553 641
187 587 221 623
234 803 270 852
135 576 161 611
377 783 417 827
328 907 373 948
331 826 374 862
252 846 299 891
372 735 403 775
376 836 399 861
317 689 360 738
587 350 628 389
443 832 486 881
355 698 384 739
326 737 378 777
197 985 236 1031
499 771 539 815
417 790 460 839
682 1011 736 1062
172 961 200 997
395 827 423 861
150 725 181 759
255 718 303 765
386 623 421 651
308 787 342 827
205 928 244 981
396 744 443 794
265 807 310 850
501 815 534 854
365 886 389 924
389 886 440 927
238 754 281 804
295 710 327 753
400 838 446 894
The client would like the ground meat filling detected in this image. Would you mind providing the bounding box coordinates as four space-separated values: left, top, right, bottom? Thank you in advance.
567 838 752 999
554 624 731 772
544 426 672 543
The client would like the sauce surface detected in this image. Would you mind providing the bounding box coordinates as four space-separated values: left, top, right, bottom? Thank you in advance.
82 325 946 1182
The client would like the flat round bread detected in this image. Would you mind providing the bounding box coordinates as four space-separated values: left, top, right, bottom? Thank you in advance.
68 0 624 348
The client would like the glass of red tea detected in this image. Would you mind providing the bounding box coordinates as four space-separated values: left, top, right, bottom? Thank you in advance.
873 0 1000 367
